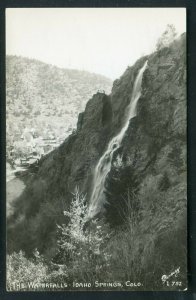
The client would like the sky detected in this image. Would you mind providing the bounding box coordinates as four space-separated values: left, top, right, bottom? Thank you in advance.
6 8 186 80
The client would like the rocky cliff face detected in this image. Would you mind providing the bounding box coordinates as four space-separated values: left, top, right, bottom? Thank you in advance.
8 33 186 274
106 34 186 220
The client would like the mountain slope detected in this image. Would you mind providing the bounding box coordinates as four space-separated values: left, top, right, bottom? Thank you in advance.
6 56 112 159
7 34 186 288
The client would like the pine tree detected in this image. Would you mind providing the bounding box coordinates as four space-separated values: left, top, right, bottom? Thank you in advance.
56 187 111 279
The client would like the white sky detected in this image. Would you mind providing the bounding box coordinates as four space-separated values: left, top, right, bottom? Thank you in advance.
6 8 186 79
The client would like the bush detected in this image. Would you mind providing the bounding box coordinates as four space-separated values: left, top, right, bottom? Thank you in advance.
7 250 49 291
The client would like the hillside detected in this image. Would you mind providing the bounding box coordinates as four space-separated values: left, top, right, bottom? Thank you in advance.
6 56 112 160
7 33 186 290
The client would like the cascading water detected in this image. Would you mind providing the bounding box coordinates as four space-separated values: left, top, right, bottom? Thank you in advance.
88 61 148 218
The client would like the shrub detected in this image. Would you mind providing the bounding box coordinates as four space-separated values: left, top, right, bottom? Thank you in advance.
7 250 49 291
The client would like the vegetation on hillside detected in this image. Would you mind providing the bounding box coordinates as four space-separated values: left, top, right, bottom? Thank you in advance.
6 56 112 161
7 180 186 290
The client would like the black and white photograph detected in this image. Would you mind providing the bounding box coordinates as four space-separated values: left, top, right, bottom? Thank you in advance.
6 8 187 291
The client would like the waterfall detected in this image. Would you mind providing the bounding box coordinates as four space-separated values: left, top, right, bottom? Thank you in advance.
88 61 148 219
